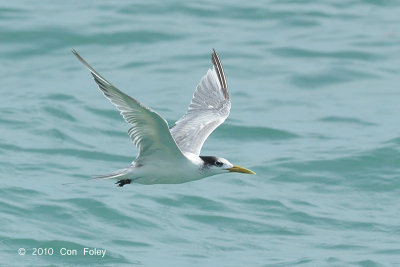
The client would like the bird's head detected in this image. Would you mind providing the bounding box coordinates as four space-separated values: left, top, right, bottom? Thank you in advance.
200 156 255 175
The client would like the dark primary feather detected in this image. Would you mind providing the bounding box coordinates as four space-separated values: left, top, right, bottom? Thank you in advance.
211 49 229 100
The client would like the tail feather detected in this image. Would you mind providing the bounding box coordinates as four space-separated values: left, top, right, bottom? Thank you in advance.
62 167 131 186
93 167 131 180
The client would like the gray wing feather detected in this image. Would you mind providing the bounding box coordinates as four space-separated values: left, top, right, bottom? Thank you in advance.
72 50 184 162
170 49 231 155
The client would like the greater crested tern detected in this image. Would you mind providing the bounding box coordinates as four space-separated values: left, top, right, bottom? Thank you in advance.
73 49 255 186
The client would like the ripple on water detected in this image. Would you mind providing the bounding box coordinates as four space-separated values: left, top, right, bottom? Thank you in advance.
290 68 380 89
43 93 81 102
215 124 299 140
318 116 377 126
32 128 93 148
184 213 302 236
0 141 131 162
1 28 186 57
275 141 400 191
151 194 229 212
43 106 76 122
271 47 381 61
57 197 159 229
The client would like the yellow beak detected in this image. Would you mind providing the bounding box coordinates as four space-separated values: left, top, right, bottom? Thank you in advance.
227 165 256 175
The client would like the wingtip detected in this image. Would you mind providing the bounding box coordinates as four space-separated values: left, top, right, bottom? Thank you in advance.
212 48 218 60
210 48 229 99
71 48 84 62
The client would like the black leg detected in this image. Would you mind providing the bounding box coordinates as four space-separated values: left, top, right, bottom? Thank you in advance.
116 179 132 187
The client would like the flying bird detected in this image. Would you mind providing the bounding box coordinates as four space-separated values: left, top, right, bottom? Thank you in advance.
73 49 255 186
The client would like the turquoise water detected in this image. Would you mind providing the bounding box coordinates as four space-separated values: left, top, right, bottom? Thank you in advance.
1 0 400 266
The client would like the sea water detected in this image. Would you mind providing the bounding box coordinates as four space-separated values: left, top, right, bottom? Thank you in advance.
0 1 399 266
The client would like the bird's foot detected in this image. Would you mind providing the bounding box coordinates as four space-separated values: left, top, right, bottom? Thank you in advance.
116 179 132 187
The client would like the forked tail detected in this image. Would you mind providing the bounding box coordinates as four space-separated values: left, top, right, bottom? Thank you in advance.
62 167 132 186
92 167 131 180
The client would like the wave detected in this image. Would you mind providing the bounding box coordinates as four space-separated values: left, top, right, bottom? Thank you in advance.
274 139 400 191
318 116 377 126
0 142 131 162
214 124 299 140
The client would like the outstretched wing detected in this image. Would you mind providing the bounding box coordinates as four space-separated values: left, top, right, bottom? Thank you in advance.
170 49 231 156
72 50 184 163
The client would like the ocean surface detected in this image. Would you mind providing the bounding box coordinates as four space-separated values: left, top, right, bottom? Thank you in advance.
1 0 399 266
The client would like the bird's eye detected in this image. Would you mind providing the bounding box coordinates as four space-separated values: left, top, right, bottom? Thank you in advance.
215 161 223 167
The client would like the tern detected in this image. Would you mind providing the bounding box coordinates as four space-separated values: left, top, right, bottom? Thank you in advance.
73 49 255 186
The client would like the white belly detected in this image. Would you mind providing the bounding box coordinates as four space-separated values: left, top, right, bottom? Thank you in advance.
127 159 206 185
